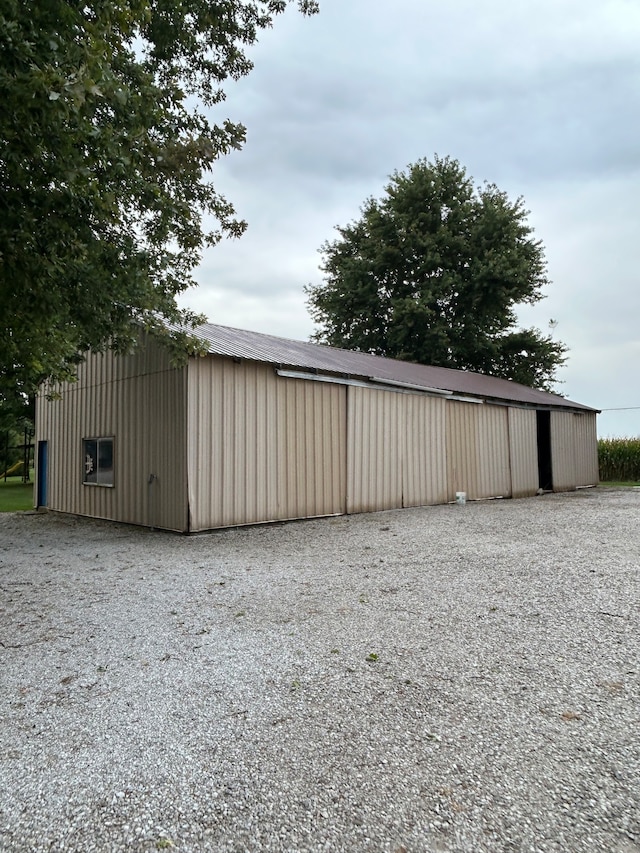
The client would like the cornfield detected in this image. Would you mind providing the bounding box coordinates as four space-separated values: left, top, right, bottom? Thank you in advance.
598 437 640 482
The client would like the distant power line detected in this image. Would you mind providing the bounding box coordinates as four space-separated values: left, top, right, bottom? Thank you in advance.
600 406 640 411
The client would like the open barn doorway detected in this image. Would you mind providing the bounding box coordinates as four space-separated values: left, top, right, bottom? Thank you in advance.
536 411 553 491
36 440 48 508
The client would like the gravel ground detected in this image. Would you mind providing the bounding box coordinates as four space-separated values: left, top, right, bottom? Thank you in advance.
0 488 639 853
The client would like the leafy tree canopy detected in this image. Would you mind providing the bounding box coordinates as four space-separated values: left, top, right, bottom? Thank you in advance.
306 156 566 391
0 0 317 407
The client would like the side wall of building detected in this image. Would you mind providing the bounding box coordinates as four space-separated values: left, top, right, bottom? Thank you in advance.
572 411 599 487
36 341 188 531
402 393 449 508
38 345 598 532
186 358 347 530
187 368 450 530
346 387 447 513
508 407 539 498
187 364 598 529
446 401 512 501
551 410 599 491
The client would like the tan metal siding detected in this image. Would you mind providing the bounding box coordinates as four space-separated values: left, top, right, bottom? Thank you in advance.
346 387 403 514
146 368 189 530
446 401 480 500
508 408 539 498
573 412 599 486
187 358 347 530
36 342 188 531
187 359 272 529
278 375 347 521
403 394 447 507
550 410 577 491
550 410 598 491
446 402 511 500
476 405 511 499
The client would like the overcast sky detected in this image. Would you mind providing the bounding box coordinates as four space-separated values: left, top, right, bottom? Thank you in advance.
177 0 640 437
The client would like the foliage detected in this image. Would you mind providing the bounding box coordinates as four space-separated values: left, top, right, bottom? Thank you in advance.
0 393 34 471
0 0 317 406
598 437 640 482
306 156 567 391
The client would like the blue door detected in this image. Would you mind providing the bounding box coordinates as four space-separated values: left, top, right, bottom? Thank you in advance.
37 441 48 508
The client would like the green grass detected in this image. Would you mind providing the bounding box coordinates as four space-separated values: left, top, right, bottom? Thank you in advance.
0 476 34 512
598 481 640 488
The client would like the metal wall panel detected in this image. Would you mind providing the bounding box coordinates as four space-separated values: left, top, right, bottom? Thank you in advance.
36 341 188 531
476 404 511 499
550 410 598 491
446 401 480 500
277 373 347 522
508 407 539 498
573 412 599 486
346 387 403 514
446 401 511 500
403 394 448 507
347 388 448 512
187 358 347 530
550 410 577 491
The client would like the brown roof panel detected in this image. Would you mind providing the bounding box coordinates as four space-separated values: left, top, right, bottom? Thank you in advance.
188 322 597 412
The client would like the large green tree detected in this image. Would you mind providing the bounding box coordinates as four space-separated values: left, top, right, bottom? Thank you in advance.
0 0 317 407
306 156 566 391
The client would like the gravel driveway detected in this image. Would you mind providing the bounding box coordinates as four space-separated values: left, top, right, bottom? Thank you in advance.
0 488 638 853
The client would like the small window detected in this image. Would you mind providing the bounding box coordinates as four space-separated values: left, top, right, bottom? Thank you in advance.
83 437 114 486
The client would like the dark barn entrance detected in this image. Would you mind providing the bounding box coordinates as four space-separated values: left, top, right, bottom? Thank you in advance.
536 411 553 491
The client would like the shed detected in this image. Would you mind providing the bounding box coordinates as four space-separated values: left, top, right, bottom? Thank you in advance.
35 323 599 532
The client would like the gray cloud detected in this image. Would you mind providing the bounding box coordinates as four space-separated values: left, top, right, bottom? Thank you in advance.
179 0 640 436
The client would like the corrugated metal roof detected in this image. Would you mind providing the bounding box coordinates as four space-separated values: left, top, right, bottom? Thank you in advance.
187 322 597 412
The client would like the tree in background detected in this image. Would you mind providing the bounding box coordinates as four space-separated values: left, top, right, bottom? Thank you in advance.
306 156 566 391
0 0 318 408
0 396 34 479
